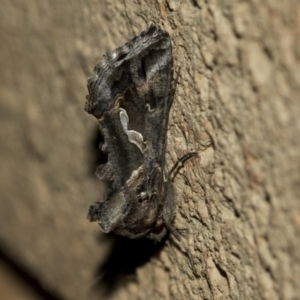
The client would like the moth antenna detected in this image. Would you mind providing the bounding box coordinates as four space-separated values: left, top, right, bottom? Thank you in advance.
168 66 181 109
168 152 198 181
165 222 197 274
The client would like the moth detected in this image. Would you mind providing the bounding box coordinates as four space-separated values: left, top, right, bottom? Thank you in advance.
85 26 197 242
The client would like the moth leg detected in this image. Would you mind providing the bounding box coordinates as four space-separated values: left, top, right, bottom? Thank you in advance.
162 181 181 241
167 66 181 110
147 182 178 242
95 162 115 181
163 180 197 273
148 228 168 242
168 152 198 181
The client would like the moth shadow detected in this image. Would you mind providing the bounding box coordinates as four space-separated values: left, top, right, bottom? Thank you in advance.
93 233 166 296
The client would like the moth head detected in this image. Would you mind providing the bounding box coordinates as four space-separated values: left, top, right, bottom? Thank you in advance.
88 187 159 238
109 186 159 239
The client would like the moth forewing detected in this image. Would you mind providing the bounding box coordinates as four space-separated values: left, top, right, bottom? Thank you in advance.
85 26 197 243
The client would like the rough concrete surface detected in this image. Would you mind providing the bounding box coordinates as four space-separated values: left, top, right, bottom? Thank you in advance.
0 0 300 299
